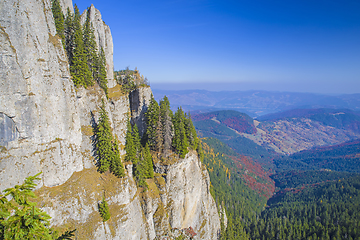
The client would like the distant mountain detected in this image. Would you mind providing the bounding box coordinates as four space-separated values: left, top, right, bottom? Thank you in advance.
193 108 360 156
274 139 360 173
192 110 256 134
152 89 360 117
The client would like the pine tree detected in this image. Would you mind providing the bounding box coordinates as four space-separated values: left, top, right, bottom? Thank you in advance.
98 197 110 222
125 119 136 163
159 96 173 155
111 138 125 178
96 100 113 173
184 112 198 150
64 8 74 64
70 5 92 87
143 143 154 178
133 149 148 188
51 0 65 45
97 47 108 96
172 107 188 158
0 173 76 240
83 8 98 87
132 124 142 159
145 95 160 151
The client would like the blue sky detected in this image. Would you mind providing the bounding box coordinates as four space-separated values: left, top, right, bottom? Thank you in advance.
73 0 360 94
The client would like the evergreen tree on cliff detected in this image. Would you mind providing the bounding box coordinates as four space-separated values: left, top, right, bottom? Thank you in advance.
111 138 125 178
97 47 108 96
96 100 113 173
51 0 65 45
64 8 74 64
172 107 189 158
143 143 154 178
184 112 198 150
70 5 92 87
125 119 136 164
159 96 174 155
83 8 98 85
145 95 160 151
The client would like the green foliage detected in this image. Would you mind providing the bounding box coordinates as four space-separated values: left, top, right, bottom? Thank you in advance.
201 139 266 240
54 229 76 240
271 170 357 190
143 144 154 179
83 9 97 86
98 197 110 222
115 68 149 94
111 138 125 178
145 95 160 151
64 8 74 63
275 139 360 173
96 100 113 172
0 173 75 240
70 5 92 87
125 119 136 163
51 0 65 45
98 47 108 96
250 175 360 239
159 96 173 154
96 100 125 177
172 107 189 158
63 5 108 93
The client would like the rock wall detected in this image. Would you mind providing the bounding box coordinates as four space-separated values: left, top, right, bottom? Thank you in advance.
0 0 83 189
81 4 116 89
0 0 221 239
59 0 74 14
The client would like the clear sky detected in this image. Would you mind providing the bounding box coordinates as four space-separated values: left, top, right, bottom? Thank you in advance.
73 0 360 94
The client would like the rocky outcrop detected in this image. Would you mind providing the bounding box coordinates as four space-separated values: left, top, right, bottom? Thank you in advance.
0 0 83 189
59 0 74 14
151 151 221 239
0 0 221 239
81 4 116 89
130 86 152 137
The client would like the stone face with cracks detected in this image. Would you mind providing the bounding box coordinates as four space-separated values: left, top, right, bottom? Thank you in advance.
0 0 221 239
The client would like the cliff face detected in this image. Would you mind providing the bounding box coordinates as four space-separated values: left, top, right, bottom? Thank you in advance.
0 0 83 189
0 0 221 239
81 4 116 88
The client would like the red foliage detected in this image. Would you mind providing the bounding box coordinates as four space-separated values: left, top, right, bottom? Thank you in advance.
222 117 257 134
228 155 275 199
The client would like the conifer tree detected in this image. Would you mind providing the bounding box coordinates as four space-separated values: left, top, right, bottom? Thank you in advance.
70 5 92 87
97 47 108 96
134 150 147 188
51 0 65 45
125 119 136 163
96 100 113 173
0 173 76 239
159 96 174 154
143 143 154 178
83 8 98 86
111 138 125 178
98 197 110 222
172 107 189 158
184 112 198 150
132 124 142 158
145 95 160 151
64 8 74 64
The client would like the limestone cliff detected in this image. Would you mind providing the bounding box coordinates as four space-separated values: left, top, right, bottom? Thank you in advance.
0 0 221 239
81 4 116 88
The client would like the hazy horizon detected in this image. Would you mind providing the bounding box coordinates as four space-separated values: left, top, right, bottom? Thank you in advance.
73 0 360 94
150 82 360 95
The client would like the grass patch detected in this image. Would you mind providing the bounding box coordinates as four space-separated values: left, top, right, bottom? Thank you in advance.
81 125 94 136
108 84 125 100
